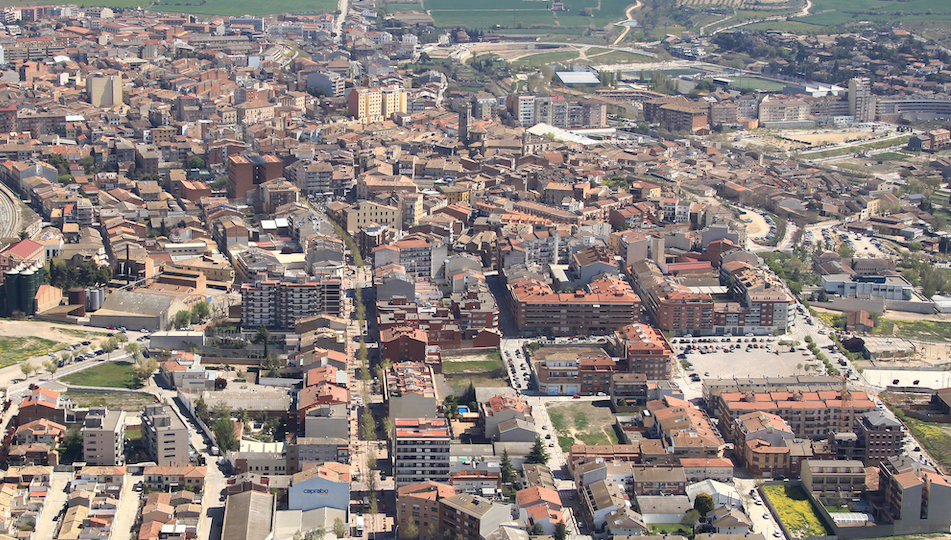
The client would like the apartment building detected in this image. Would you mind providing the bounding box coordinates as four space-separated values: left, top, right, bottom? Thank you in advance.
347 85 407 123
240 276 342 330
373 235 444 278
849 77 875 123
801 459 866 497
508 275 641 336
384 362 439 420
437 494 512 540
327 200 400 233
646 395 724 458
615 323 674 380
226 153 283 200
536 353 619 396
286 159 334 196
715 389 877 440
141 404 191 467
393 418 451 487
397 482 456 539
876 456 951 534
82 408 127 466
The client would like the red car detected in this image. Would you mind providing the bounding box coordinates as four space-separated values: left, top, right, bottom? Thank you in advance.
572 394 581 399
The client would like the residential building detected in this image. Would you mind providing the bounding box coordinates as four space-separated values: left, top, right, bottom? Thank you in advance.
393 418 451 487
801 459 866 497
240 276 342 330
347 85 407 123
508 276 641 336
437 494 512 540
615 323 674 380
82 408 126 466
141 404 191 467
397 481 456 539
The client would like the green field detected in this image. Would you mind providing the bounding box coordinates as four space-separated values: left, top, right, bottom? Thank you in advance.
728 76 786 92
62 361 141 389
872 319 951 341
547 400 619 451
762 485 833 538
587 50 654 64
427 0 635 28
512 49 581 67
0 337 64 369
902 418 951 472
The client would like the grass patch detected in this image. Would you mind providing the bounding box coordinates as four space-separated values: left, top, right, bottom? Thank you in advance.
65 391 157 411
558 434 574 453
441 356 503 373
447 376 508 392
547 400 618 448
585 50 654 64
872 319 951 341
62 361 140 389
0 337 65 368
904 417 951 472
512 49 580 68
125 428 141 440
762 485 833 538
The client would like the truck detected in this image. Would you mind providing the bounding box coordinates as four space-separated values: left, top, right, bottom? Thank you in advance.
355 516 365 536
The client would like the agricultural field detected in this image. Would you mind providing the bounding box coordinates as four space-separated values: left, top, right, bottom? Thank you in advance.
902 418 951 472
762 485 833 538
872 319 951 342
547 400 619 452
426 0 634 29
0 337 64 369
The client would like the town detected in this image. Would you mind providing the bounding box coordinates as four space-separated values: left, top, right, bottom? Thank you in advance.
0 3 948 540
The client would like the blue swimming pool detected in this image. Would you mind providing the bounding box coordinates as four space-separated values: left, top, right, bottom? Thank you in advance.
458 406 469 414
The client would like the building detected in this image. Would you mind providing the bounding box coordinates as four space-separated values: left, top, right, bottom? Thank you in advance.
437 494 512 540
715 388 877 440
615 323 674 380
384 362 439 420
240 276 342 330
397 481 457 539
508 276 641 336
536 352 619 396
87 74 122 107
141 404 191 467
0 239 44 280
849 77 875 123
875 456 951 535
801 459 866 497
347 85 407 123
393 418 451 487
822 274 914 301
226 153 284 201
288 462 351 512
481 393 534 442
82 408 126 466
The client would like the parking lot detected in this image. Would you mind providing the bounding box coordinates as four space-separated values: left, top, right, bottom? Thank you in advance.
673 337 810 385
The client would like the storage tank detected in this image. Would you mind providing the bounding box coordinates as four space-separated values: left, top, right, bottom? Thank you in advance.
4 270 19 318
18 265 41 316
86 287 103 312
68 287 86 307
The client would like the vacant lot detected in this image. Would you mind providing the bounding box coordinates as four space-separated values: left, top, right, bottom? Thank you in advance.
447 375 509 392
0 336 64 368
547 400 618 451
65 391 157 412
762 485 833 538
442 353 503 374
784 130 874 145
63 362 140 389
903 418 951 473
873 319 951 341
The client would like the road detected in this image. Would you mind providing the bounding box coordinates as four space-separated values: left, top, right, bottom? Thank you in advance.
334 0 348 37
611 0 642 46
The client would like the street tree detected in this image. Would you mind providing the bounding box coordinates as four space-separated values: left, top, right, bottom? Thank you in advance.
526 437 549 465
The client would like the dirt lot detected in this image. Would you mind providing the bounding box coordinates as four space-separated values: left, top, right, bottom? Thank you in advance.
547 400 619 451
0 320 114 343
65 391 158 412
783 131 875 145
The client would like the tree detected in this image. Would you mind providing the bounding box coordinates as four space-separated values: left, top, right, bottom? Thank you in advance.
361 410 376 441
186 156 205 169
681 509 702 529
125 342 143 362
215 377 228 390
553 522 568 540
500 450 516 484
255 326 271 358
526 437 549 465
404 521 419 539
20 362 33 378
43 360 58 376
333 518 347 539
693 493 715 516
212 417 238 451
173 310 192 329
837 244 856 258
133 356 158 383
115 332 128 343
382 417 394 438
909 242 924 252
191 300 210 324
529 523 545 536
